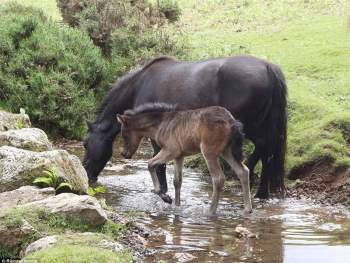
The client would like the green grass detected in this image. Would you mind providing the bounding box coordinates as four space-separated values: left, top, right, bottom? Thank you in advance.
173 0 350 172
3 0 61 20
0 207 128 257
24 244 132 263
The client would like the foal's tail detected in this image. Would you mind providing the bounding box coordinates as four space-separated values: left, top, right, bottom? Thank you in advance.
230 120 245 162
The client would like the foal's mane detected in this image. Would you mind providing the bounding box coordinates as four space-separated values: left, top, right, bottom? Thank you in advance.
124 103 177 116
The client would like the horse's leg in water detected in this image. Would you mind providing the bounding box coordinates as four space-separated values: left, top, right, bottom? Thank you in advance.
222 148 252 213
148 148 174 204
201 145 225 215
204 157 225 215
246 146 260 187
151 140 168 194
174 157 184 206
255 148 270 199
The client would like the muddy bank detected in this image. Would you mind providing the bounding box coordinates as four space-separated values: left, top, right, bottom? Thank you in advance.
288 158 350 206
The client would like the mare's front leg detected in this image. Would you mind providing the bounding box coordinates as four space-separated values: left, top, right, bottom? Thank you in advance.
246 146 260 187
174 157 184 206
151 140 168 194
148 148 175 204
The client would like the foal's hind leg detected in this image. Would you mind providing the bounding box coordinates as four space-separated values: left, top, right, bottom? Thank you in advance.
148 149 175 204
174 157 184 206
222 148 252 213
202 155 225 215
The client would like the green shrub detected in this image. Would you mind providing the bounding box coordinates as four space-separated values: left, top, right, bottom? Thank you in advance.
157 0 182 22
57 0 185 71
0 3 111 138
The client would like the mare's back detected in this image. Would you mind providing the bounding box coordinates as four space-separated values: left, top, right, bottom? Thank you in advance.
134 58 224 108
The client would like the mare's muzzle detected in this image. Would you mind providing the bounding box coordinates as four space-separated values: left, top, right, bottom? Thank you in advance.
121 151 132 159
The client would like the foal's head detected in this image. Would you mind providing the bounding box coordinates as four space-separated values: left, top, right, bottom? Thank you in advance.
117 114 142 159
117 103 177 159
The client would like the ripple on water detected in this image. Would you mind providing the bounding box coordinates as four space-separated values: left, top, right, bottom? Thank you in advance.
98 152 350 263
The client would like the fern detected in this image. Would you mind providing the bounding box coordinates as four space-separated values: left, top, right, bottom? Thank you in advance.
33 167 73 194
33 177 53 187
87 185 107 197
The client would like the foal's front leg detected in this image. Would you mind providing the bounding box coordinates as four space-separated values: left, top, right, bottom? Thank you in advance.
174 157 184 206
148 149 174 204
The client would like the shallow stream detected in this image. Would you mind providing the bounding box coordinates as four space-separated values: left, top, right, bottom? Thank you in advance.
65 140 350 263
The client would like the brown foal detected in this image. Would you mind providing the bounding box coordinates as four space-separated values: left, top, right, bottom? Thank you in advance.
117 103 252 215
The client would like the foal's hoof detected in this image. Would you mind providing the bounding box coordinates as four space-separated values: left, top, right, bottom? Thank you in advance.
159 193 172 204
243 209 253 216
151 189 161 195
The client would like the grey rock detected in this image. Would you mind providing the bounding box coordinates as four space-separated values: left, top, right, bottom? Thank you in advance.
23 193 107 225
174 252 197 262
0 128 53 151
0 110 31 131
98 239 125 252
0 146 88 193
0 186 55 214
23 235 58 256
0 219 37 250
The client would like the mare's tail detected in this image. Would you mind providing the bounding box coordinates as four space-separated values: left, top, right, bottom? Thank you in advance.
265 64 288 194
230 120 245 162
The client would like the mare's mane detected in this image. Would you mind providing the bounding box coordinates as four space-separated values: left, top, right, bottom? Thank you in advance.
95 56 174 122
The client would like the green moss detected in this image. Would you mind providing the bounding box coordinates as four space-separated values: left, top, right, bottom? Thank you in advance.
2 207 127 241
23 244 132 263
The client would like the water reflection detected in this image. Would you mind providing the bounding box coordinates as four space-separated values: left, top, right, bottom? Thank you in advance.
62 140 350 263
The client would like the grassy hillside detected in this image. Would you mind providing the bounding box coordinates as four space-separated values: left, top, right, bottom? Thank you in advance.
2 0 350 173
173 0 350 172
3 0 61 19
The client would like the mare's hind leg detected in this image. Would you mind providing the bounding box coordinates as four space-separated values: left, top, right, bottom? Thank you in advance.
148 149 175 204
174 157 184 206
222 148 252 213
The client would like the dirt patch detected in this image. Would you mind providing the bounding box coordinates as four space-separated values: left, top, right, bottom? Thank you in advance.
287 158 350 205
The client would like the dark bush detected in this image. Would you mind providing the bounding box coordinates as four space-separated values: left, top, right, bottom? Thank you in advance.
0 3 110 138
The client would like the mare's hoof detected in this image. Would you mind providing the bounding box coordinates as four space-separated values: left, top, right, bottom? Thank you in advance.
255 191 269 199
159 193 172 204
88 178 98 187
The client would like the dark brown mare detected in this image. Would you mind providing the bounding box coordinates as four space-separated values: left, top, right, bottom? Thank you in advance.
83 55 287 199
117 103 253 215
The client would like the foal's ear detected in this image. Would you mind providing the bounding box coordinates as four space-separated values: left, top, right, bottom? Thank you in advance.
117 114 127 125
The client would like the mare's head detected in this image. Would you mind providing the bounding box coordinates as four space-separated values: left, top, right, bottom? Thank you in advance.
83 121 119 183
116 114 142 159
